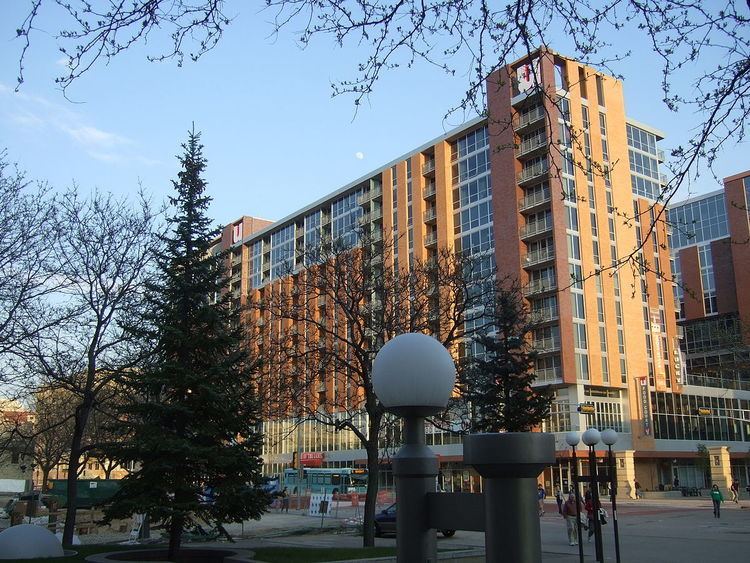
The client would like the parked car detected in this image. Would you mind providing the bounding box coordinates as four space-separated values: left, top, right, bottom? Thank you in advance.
373 503 455 538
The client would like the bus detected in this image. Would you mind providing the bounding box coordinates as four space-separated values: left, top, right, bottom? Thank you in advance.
283 467 368 495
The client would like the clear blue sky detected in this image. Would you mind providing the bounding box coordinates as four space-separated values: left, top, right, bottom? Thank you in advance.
0 2 746 227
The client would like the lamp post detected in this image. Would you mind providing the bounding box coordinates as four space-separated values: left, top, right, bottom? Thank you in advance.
582 428 604 563
565 432 584 563
372 333 456 563
601 429 621 563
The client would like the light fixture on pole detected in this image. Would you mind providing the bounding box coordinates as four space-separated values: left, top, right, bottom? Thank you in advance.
601 428 621 563
372 333 456 563
565 432 584 563
582 428 604 563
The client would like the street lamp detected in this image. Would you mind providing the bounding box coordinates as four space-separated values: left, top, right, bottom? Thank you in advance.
601 428 621 563
582 428 604 563
372 332 456 563
565 432 584 563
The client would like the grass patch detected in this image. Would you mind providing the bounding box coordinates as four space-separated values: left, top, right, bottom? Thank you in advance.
0 544 142 563
252 546 397 562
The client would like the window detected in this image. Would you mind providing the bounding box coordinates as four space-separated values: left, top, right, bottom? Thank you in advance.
595 75 605 106
578 67 588 99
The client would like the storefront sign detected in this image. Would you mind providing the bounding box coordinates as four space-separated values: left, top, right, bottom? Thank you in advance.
300 452 324 467
639 377 652 436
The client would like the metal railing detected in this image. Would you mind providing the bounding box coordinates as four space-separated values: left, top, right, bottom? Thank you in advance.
530 306 559 323
424 183 437 198
518 189 551 211
684 373 750 392
424 208 437 222
533 337 561 353
523 279 557 296
518 161 549 184
424 233 438 246
422 160 436 175
534 366 562 383
515 133 548 158
519 219 553 239
514 106 546 130
523 247 555 267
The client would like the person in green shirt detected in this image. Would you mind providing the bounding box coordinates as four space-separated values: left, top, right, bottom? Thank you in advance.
710 483 724 518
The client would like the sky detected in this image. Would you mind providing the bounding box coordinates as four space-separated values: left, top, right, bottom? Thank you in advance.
0 2 747 228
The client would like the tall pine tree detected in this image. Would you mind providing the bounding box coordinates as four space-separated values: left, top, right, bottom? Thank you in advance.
103 129 267 558
460 282 553 433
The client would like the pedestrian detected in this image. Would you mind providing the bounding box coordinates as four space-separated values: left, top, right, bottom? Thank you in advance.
537 484 547 516
584 495 598 542
710 483 724 518
280 487 289 513
730 480 739 503
561 491 584 546
555 486 564 515
634 480 643 499
673 476 680 489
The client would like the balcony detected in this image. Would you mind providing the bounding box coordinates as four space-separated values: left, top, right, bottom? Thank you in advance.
530 306 559 324
518 161 549 185
518 189 551 212
657 149 665 163
523 279 557 296
533 337 561 354
659 172 669 185
424 208 437 223
424 233 438 247
519 219 553 240
515 132 548 159
423 183 437 198
523 247 555 268
422 160 436 175
358 185 383 205
513 105 545 132
533 365 562 383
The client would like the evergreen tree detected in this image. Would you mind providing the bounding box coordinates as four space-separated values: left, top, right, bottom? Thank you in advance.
460 283 553 433
103 129 267 558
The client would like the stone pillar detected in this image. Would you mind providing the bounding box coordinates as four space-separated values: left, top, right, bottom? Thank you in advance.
708 446 733 496
615 450 636 499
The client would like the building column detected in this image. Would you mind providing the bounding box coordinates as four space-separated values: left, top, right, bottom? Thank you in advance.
708 446 733 496
615 450 636 499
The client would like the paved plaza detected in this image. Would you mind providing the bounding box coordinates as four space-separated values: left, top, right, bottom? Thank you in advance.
210 497 749 561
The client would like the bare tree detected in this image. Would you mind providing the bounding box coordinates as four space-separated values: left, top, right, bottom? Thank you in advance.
252 229 492 546
31 388 76 491
18 188 159 546
0 150 60 369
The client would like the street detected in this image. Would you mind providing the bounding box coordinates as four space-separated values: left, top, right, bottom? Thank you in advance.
213 497 750 562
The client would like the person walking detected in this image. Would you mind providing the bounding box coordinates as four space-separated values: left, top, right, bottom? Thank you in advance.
280 487 289 513
710 483 724 518
555 486 564 515
562 491 584 546
584 494 598 542
730 480 739 503
537 484 547 516
634 480 643 499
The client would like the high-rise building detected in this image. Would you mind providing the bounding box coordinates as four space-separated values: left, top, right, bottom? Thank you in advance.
213 48 750 494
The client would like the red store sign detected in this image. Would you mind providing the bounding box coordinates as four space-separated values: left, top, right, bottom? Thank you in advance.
300 452 325 467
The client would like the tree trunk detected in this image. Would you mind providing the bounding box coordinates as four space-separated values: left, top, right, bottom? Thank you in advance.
41 468 50 492
168 513 184 560
362 438 381 547
62 401 92 546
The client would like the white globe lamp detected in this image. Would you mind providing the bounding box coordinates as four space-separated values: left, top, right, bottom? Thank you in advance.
372 332 456 416
581 427 601 447
601 428 619 446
